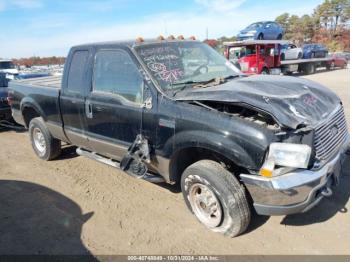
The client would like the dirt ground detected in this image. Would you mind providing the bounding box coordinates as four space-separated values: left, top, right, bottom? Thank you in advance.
0 68 349 255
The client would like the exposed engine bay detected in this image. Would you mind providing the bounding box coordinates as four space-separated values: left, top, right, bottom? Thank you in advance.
192 101 281 130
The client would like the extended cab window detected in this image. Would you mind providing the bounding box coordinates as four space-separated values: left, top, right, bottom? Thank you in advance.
67 50 89 93
93 49 143 104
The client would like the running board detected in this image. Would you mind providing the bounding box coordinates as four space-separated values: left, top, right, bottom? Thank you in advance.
76 148 165 183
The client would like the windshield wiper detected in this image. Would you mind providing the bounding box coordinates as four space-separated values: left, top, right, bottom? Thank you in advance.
172 75 240 97
171 80 206 97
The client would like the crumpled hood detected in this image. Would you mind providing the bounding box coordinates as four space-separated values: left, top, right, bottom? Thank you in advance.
176 75 341 129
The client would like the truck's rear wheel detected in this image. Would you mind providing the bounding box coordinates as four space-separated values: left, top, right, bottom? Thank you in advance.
261 68 269 74
29 117 61 161
304 63 315 75
181 160 251 237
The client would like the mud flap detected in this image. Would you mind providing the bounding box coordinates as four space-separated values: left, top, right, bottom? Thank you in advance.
120 134 151 178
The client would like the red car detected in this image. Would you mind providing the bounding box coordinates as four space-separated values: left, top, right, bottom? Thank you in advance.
328 53 348 69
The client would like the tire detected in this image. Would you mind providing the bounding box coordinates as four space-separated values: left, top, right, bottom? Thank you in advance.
343 63 347 69
305 63 315 75
277 34 282 40
181 160 251 237
281 53 285 61
297 52 302 59
261 68 270 75
330 61 335 70
257 34 264 40
29 117 61 161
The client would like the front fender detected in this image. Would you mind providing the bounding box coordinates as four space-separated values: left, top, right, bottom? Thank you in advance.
163 130 259 171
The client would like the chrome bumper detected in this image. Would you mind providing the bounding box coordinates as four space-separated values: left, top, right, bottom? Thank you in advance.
240 143 349 216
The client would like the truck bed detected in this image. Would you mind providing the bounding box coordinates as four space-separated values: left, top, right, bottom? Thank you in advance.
8 75 62 128
13 75 61 89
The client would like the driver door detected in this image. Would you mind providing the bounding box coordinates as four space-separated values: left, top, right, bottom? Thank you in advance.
84 47 152 160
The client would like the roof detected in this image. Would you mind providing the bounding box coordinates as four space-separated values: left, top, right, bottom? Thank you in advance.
224 40 290 47
72 38 200 50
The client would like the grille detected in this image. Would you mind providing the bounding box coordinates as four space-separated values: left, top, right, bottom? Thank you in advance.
314 105 349 161
239 62 249 72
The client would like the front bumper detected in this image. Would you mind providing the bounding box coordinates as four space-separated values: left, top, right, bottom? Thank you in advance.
240 142 349 216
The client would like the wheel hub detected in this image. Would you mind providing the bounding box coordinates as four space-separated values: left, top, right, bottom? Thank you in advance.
188 183 222 228
33 128 46 153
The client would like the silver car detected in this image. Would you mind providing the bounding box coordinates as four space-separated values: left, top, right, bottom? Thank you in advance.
281 43 303 60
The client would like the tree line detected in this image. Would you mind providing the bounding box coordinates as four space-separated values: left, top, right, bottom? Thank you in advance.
12 56 65 67
276 0 350 51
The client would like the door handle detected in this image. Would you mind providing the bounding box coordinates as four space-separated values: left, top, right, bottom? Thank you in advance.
95 105 105 112
85 100 93 119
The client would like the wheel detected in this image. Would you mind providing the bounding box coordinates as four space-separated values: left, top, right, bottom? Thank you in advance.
261 68 270 75
257 34 264 40
281 53 285 61
305 63 315 75
330 61 335 70
181 160 251 237
29 117 61 160
343 63 347 69
297 52 302 59
277 34 282 40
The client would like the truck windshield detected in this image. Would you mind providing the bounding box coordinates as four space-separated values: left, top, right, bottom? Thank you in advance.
135 41 240 92
0 61 15 69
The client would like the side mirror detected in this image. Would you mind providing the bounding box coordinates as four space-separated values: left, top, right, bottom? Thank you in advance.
143 97 153 110
141 80 153 110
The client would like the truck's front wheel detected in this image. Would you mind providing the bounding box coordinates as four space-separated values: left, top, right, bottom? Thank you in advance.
181 160 251 237
29 117 61 161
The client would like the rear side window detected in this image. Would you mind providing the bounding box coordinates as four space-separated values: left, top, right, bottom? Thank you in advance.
93 49 143 104
67 50 89 93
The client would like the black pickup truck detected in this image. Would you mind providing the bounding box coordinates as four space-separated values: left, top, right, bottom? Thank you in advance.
8 38 349 237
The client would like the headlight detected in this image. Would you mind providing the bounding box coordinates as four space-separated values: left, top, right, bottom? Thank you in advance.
259 143 311 177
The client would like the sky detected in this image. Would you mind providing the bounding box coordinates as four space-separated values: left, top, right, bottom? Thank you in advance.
0 0 325 58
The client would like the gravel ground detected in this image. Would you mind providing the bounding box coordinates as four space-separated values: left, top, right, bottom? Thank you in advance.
0 67 349 255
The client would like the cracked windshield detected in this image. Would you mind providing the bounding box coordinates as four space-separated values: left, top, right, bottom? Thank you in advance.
135 41 241 93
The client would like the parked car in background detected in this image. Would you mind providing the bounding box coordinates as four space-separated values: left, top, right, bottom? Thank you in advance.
281 43 303 60
327 53 348 69
0 60 19 80
237 21 284 40
0 73 11 121
15 72 51 80
302 44 328 59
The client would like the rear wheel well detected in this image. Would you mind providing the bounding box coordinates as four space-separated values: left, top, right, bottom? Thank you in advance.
22 107 40 128
169 147 248 184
